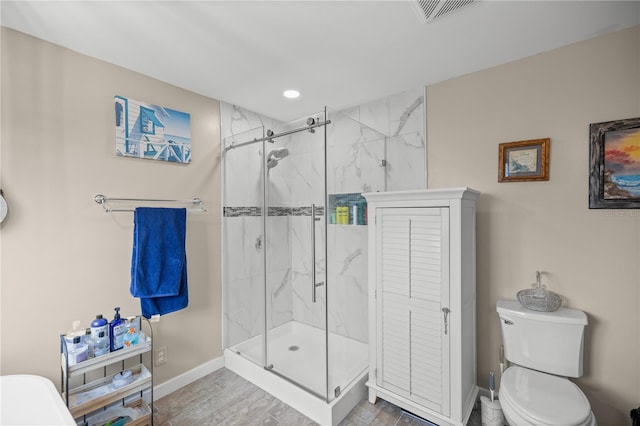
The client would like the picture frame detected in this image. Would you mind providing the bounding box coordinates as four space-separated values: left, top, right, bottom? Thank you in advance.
589 117 640 209
498 138 550 182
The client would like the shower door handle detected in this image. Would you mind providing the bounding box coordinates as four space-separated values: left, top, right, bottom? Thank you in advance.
311 203 323 303
311 203 317 303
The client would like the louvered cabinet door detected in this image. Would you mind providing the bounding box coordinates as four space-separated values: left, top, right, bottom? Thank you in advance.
376 207 450 415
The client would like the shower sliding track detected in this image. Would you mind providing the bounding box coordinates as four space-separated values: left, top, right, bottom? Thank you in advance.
224 119 332 151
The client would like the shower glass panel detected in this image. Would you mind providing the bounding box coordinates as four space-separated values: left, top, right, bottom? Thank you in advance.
264 111 328 400
222 125 266 367
325 108 388 401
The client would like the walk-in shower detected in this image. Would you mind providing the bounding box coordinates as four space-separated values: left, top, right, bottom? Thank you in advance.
221 106 414 424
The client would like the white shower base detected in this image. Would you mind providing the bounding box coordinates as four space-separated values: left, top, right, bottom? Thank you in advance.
225 321 368 425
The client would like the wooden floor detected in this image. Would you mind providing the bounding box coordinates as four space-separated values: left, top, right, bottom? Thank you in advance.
154 367 483 425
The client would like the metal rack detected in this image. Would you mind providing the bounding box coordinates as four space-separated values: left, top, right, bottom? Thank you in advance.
94 194 206 213
60 316 154 425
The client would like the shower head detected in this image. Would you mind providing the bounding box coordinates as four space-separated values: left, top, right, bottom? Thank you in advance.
266 147 290 170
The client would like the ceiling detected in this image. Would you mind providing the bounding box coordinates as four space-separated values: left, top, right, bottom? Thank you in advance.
1 1 639 122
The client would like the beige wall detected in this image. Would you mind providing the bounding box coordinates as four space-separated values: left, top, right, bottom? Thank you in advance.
0 28 222 386
427 26 640 423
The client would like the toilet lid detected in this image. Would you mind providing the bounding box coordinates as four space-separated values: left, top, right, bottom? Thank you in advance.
501 366 591 425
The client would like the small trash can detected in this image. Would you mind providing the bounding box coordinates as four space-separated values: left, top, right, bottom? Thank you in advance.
480 395 505 426
631 406 640 426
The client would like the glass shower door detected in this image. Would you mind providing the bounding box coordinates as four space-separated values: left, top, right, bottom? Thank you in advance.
263 111 328 400
222 126 266 367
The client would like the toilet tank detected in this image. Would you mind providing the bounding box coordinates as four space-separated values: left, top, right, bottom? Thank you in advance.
497 300 587 378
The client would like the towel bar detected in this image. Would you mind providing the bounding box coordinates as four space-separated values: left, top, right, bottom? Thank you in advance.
94 194 206 213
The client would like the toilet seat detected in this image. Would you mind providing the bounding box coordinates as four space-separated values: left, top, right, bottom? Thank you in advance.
500 366 594 426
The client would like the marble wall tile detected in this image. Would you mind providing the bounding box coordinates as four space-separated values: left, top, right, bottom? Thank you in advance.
327 225 368 343
327 112 387 194
220 102 277 141
386 133 426 191
223 216 263 283
223 138 264 207
265 216 293 329
388 89 424 137
224 274 265 348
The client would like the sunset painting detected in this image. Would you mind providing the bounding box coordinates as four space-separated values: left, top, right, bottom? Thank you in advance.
603 127 640 199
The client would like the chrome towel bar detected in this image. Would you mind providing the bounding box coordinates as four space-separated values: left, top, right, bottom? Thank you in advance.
94 194 206 213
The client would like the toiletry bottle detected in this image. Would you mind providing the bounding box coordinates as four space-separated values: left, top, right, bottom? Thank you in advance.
90 314 109 341
84 329 94 358
351 202 358 225
68 335 88 365
123 316 140 348
93 330 109 357
339 206 348 224
109 307 126 352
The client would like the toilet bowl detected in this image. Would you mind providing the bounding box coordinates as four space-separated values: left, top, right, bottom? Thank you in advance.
499 366 596 426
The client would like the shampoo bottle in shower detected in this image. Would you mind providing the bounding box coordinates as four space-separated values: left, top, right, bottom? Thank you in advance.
109 307 126 352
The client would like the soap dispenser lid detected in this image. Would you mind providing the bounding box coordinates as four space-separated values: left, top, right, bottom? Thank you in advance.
113 307 121 320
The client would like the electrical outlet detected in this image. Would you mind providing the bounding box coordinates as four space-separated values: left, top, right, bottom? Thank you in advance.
154 346 167 366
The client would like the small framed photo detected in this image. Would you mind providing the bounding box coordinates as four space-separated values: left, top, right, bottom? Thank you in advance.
589 117 640 209
498 138 550 182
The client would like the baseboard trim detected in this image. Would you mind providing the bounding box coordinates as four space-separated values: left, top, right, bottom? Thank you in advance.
153 355 225 400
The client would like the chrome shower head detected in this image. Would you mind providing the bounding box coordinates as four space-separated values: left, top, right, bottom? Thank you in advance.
266 148 290 170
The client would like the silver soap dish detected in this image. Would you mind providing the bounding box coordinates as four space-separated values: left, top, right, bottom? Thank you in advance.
517 271 562 312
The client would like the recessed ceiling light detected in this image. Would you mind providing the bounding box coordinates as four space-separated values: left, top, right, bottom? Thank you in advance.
283 89 300 99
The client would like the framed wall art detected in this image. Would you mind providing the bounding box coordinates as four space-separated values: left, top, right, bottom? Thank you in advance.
115 95 191 163
498 138 550 182
589 117 640 209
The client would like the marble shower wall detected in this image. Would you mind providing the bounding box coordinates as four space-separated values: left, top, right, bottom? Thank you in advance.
221 89 426 349
342 88 426 191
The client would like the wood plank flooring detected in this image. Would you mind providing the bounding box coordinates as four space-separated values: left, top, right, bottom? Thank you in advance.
154 368 483 425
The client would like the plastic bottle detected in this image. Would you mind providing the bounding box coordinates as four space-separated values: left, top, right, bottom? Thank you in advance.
123 316 140 348
84 329 94 358
109 307 126 352
67 335 88 365
90 314 109 341
93 330 109 357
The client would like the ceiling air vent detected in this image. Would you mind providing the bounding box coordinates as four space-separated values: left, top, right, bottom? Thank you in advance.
411 0 477 24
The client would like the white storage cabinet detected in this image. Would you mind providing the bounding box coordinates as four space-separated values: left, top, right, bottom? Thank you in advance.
363 188 479 426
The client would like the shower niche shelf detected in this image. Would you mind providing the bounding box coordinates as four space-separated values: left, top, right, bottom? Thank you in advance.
328 192 368 225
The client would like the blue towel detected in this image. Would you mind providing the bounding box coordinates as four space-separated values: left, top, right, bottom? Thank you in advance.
130 207 188 318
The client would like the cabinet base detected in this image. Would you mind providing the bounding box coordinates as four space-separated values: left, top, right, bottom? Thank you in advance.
365 382 478 426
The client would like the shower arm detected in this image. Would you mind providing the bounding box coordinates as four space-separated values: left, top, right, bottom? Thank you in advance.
224 119 332 152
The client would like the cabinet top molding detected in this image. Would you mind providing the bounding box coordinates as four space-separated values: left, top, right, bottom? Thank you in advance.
362 187 480 203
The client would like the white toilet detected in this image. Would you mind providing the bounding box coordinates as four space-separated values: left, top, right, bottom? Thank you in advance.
497 300 597 426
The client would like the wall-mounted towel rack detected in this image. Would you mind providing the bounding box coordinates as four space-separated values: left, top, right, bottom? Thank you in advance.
94 194 206 213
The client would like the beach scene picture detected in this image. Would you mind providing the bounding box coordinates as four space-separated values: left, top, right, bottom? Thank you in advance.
115 96 191 163
604 127 640 199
